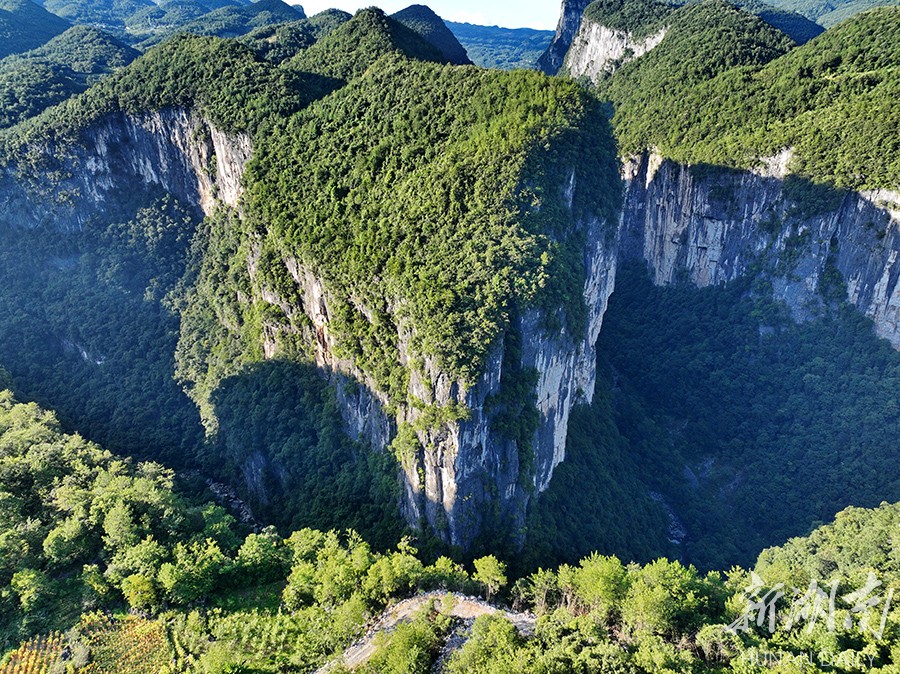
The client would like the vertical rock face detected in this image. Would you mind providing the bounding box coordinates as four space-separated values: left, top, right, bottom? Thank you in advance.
0 108 252 231
563 21 666 83
266 188 619 549
620 152 900 348
537 0 592 75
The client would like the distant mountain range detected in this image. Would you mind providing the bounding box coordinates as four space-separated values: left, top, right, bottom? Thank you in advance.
445 21 554 69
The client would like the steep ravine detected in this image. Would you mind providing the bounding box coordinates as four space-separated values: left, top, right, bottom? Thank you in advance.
4 104 899 553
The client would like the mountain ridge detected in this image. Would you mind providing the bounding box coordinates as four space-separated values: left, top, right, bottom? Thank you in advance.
391 4 472 65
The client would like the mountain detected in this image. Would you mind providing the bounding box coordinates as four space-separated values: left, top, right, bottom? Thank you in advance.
288 7 451 78
1 0 900 596
596 4 900 189
0 0 899 561
0 7 620 553
28 0 305 45
37 0 154 28
565 0 793 83
24 24 138 71
0 0 70 59
541 0 823 78
734 0 824 41
391 4 472 65
2 2 900 669
0 25 138 128
445 21 554 70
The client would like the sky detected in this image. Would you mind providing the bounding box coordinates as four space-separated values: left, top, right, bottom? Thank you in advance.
291 0 561 30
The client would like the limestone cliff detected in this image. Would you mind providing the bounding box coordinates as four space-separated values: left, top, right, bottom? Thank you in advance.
563 20 666 83
537 0 591 75
253 177 618 549
0 107 251 232
0 105 620 550
620 152 900 348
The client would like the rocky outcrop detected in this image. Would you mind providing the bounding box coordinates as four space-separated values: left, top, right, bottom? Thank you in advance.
258 179 619 549
537 0 591 75
0 101 621 550
0 107 251 231
564 21 666 83
620 151 900 347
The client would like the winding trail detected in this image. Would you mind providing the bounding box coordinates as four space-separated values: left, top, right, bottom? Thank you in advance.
314 592 535 672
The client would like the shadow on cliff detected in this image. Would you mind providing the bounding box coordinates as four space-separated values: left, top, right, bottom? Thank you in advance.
528 259 900 572
206 359 406 550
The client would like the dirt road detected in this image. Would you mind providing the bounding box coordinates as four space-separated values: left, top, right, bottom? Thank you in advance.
315 592 535 672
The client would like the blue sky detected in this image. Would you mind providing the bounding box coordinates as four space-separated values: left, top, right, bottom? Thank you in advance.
292 0 561 30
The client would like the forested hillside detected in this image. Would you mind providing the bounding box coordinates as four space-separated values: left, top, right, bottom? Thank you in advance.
240 9 352 63
130 0 305 49
764 0 900 24
594 0 900 190
0 0 69 58
0 25 137 128
29 0 308 45
2 386 900 672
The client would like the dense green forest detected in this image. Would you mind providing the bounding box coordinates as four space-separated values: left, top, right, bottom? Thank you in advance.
27 0 309 46
391 5 471 65
594 0 900 190
581 0 822 45
0 25 137 128
0 388 459 665
0 17 444 538
3 387 900 672
37 0 154 29
0 0 69 59
733 0 824 42
240 9 351 64
239 50 619 393
764 0 899 24
286 8 448 80
445 21 553 70
130 0 305 49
